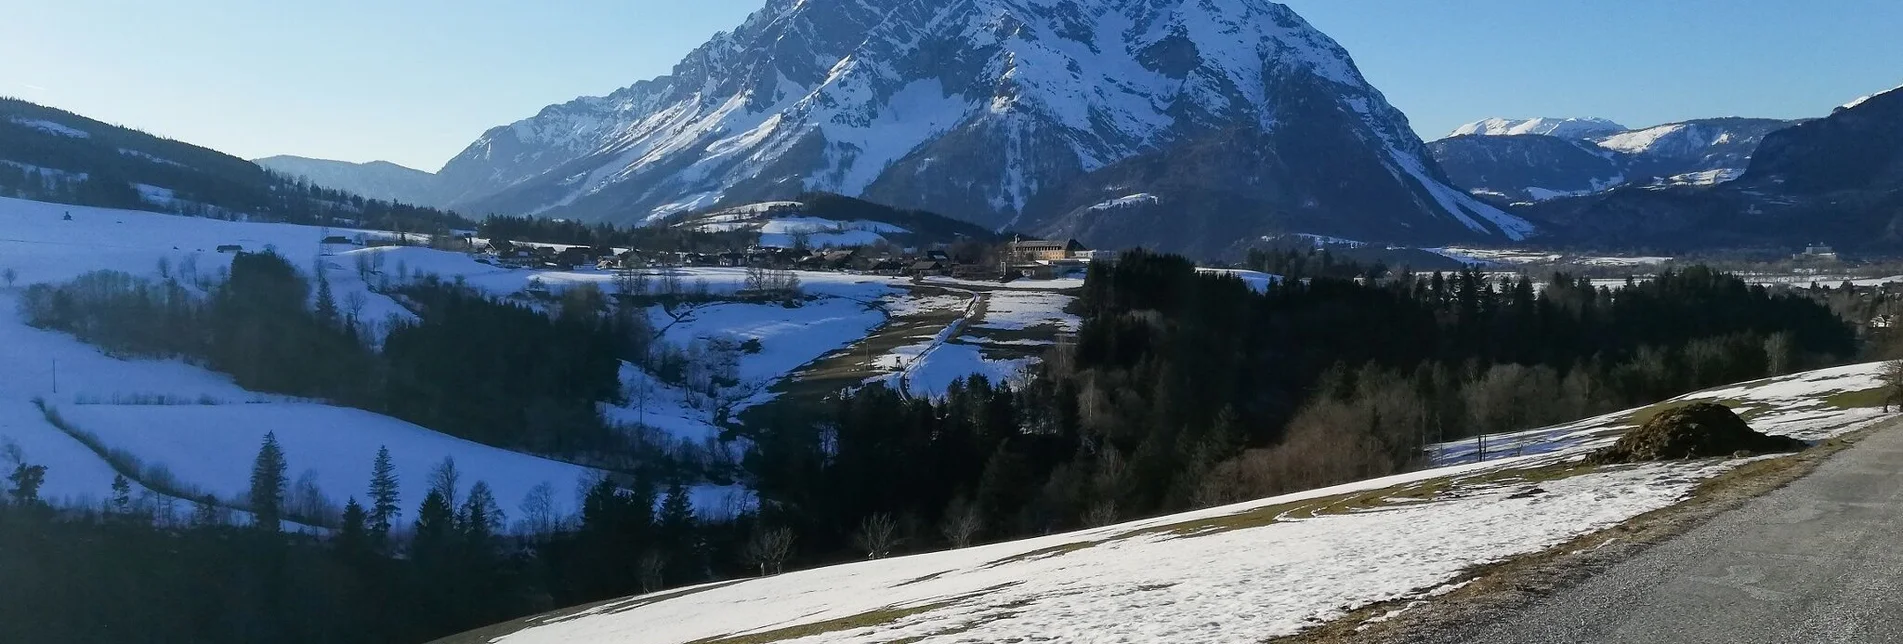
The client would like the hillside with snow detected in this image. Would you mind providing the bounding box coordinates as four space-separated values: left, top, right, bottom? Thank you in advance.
445 362 1894 644
0 196 1077 528
431 0 1531 256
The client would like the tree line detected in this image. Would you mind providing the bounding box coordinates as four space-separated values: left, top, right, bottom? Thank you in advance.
741 251 1856 564
0 97 471 234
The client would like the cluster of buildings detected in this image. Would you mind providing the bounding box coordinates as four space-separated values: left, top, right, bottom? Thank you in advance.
475 236 1109 281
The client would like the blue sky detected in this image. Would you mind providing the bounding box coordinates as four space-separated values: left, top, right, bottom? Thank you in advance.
5 0 1899 171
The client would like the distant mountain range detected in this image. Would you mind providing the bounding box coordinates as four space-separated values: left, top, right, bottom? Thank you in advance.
1430 117 1797 204
406 0 1531 257
1515 86 1903 252
253 156 439 207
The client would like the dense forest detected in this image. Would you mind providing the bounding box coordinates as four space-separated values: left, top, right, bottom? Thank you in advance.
0 98 470 234
2 247 1864 643
743 252 1856 553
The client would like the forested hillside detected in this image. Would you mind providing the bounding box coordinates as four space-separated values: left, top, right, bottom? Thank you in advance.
0 98 470 234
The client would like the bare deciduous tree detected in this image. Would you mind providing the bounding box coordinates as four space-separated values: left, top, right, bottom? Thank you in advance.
343 290 368 322
517 481 560 537
939 497 983 549
1081 500 1119 528
744 527 795 576
851 512 902 560
2 267 15 288
1882 359 1903 413
638 550 668 593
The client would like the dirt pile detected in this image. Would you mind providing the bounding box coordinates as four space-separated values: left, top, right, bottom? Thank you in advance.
1590 403 1806 464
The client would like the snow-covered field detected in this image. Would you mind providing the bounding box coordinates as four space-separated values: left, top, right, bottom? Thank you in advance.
488 362 1894 644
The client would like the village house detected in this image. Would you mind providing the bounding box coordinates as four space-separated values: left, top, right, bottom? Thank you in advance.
1003 237 1091 279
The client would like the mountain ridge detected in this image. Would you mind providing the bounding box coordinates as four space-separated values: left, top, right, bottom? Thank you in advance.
253 155 442 206
1431 116 1797 204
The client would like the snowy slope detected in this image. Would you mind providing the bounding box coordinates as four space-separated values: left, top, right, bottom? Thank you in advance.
435 0 1532 249
477 362 1892 644
1448 117 1627 139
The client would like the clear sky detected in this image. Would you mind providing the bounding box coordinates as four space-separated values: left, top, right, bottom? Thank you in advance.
6 0 1900 172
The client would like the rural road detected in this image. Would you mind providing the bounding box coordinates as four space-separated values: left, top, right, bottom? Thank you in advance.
1427 420 1903 643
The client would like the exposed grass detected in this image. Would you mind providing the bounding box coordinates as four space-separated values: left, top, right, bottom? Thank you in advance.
1824 386 1888 410
884 600 1036 644
980 540 1100 568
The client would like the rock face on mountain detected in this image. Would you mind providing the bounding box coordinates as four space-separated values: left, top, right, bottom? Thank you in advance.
433 0 1531 257
1519 87 1903 252
254 156 440 206
1430 117 1797 204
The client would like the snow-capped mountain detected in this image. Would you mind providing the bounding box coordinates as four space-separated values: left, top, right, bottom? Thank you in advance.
434 0 1531 256
1430 117 1796 204
1520 86 1903 250
1447 117 1627 139
254 155 441 207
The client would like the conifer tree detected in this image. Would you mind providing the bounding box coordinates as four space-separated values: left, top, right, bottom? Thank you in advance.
8 462 46 507
249 432 288 532
338 497 369 556
367 446 400 544
314 272 339 327
110 474 132 514
458 481 502 543
412 489 455 559
657 482 698 582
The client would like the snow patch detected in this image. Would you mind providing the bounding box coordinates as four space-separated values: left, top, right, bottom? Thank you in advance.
8 117 90 138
